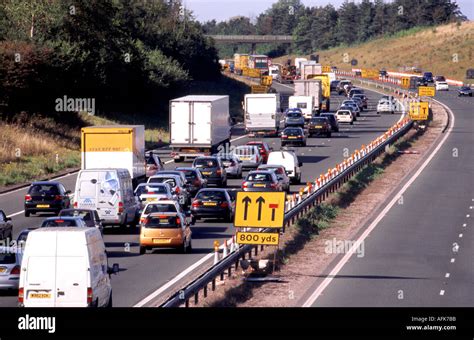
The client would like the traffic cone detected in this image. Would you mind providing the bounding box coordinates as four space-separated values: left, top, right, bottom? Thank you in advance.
223 240 228 258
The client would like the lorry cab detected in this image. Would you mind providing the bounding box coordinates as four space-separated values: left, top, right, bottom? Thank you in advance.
74 168 139 227
18 227 118 307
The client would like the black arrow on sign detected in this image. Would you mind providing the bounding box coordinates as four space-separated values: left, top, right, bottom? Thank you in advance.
256 196 265 221
242 196 252 220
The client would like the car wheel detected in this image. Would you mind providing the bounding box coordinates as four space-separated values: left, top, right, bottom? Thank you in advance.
222 180 227 187
25 211 30 217
224 211 233 222
181 241 188 254
302 142 307 147
139 246 146 255
350 121 354 125
327 132 331 138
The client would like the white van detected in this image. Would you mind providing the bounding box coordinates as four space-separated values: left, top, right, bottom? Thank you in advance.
18 228 119 307
74 169 139 227
267 151 302 184
289 96 314 120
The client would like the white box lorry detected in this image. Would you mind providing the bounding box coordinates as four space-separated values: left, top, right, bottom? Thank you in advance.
300 62 322 80
18 227 119 307
244 93 283 136
169 95 231 162
81 125 145 184
293 79 323 116
289 96 314 120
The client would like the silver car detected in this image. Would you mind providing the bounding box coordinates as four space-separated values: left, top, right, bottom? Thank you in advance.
0 247 22 290
257 164 291 193
376 99 396 114
213 153 243 178
134 183 176 213
284 111 305 128
231 145 263 169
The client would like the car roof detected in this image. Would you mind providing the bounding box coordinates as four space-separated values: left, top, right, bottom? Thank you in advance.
43 216 82 221
150 174 181 179
248 170 273 175
59 209 94 213
197 188 227 192
31 181 60 185
145 200 177 205
194 156 219 160
247 141 265 145
259 164 284 168
148 212 179 217
175 167 197 171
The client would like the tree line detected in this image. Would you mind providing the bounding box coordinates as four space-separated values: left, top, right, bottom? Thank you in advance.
0 0 220 120
202 0 466 56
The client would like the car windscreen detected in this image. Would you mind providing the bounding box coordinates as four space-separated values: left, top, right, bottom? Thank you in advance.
148 177 177 188
194 158 218 168
28 184 59 195
41 219 79 227
196 191 226 201
144 204 177 214
337 111 351 115
247 173 272 182
135 185 167 196
145 215 180 229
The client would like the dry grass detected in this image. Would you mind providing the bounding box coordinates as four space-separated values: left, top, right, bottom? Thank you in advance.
277 21 474 82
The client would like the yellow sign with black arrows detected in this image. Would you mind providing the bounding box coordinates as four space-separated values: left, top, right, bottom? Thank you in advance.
401 77 410 89
409 101 429 120
236 231 279 245
418 86 436 97
234 192 286 228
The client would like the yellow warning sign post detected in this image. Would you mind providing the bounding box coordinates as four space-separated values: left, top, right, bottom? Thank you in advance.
236 231 279 245
401 77 410 89
234 192 286 228
418 86 436 97
409 102 429 120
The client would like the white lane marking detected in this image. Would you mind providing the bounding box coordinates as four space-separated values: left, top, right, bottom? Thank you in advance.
469 206 473 209
302 96 455 307
230 134 249 143
462 223 466 227
7 210 25 218
164 160 174 164
450 258 456 263
445 273 450 278
467 215 471 218
440 290 445 296
459 234 463 238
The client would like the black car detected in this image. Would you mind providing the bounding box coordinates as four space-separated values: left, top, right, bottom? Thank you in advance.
379 70 387 77
24 181 71 217
330 80 340 91
190 189 234 221
352 94 368 109
0 210 13 241
458 86 473 97
415 76 428 87
192 157 227 187
175 167 208 196
281 127 306 147
308 117 332 138
337 80 352 95
423 72 434 83
319 113 339 132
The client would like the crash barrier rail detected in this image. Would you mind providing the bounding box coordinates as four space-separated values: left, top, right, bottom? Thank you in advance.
161 103 413 307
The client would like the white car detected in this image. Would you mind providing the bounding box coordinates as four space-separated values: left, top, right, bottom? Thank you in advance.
335 110 354 125
213 153 243 178
139 200 191 226
340 102 360 117
267 150 302 184
0 247 22 290
435 81 449 91
376 99 396 114
134 183 176 213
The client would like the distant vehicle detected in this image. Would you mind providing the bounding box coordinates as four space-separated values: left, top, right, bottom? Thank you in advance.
415 76 428 87
377 99 396 114
231 145 263 169
59 209 104 234
348 88 365 98
19 228 118 307
147 173 189 207
257 164 290 193
175 167 208 195
281 127 306 147
380 95 397 104
145 152 164 177
284 110 305 128
25 182 71 217
337 80 352 95
351 96 364 111
139 212 192 254
212 154 242 179
134 183 176 213
458 86 473 97
339 104 360 119
379 70 387 77
246 141 272 164
0 210 13 241
435 81 449 91
308 117 332 137
242 170 282 192
434 75 446 82
335 110 354 125
0 246 22 290
40 216 88 228
192 156 227 187
16 228 36 248
74 169 139 228
244 93 282 136
267 150 302 184
191 189 234 222
319 113 339 132
351 94 368 109
341 100 361 116
423 72 434 83
139 200 191 226
330 80 340 91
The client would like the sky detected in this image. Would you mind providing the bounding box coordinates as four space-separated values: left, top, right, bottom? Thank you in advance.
183 0 473 22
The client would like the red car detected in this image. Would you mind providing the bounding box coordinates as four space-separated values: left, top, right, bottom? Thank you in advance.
246 141 271 164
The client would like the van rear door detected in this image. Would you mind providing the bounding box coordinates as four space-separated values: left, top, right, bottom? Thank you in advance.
55 256 88 307
24 256 56 307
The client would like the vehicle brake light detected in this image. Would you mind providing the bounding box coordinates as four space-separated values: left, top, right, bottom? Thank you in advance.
192 200 202 208
55 220 64 223
73 201 78 208
242 182 248 189
140 217 146 224
220 202 229 208
87 287 93 305
216 169 222 175
11 265 20 275
281 135 287 138
175 187 180 194
25 194 32 201
270 183 278 189
176 218 181 225
18 287 24 303
118 202 124 213
54 195 63 201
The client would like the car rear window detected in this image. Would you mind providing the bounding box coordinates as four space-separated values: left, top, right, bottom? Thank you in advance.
0 252 16 264
311 118 328 124
234 147 256 156
196 191 226 201
28 184 59 195
338 111 351 115
261 166 283 174
194 158 218 168
41 219 78 227
59 210 92 221
247 173 272 181
145 215 180 229
287 112 302 118
178 170 197 179
146 157 157 165
136 185 167 196
144 204 177 214
148 177 177 188
284 128 303 135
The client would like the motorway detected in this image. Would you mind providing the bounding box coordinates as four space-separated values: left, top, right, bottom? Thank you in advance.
0 82 403 307
301 88 474 307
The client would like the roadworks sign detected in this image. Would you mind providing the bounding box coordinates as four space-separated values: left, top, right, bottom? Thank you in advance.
236 231 279 245
418 86 436 97
234 192 286 228
409 101 429 120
